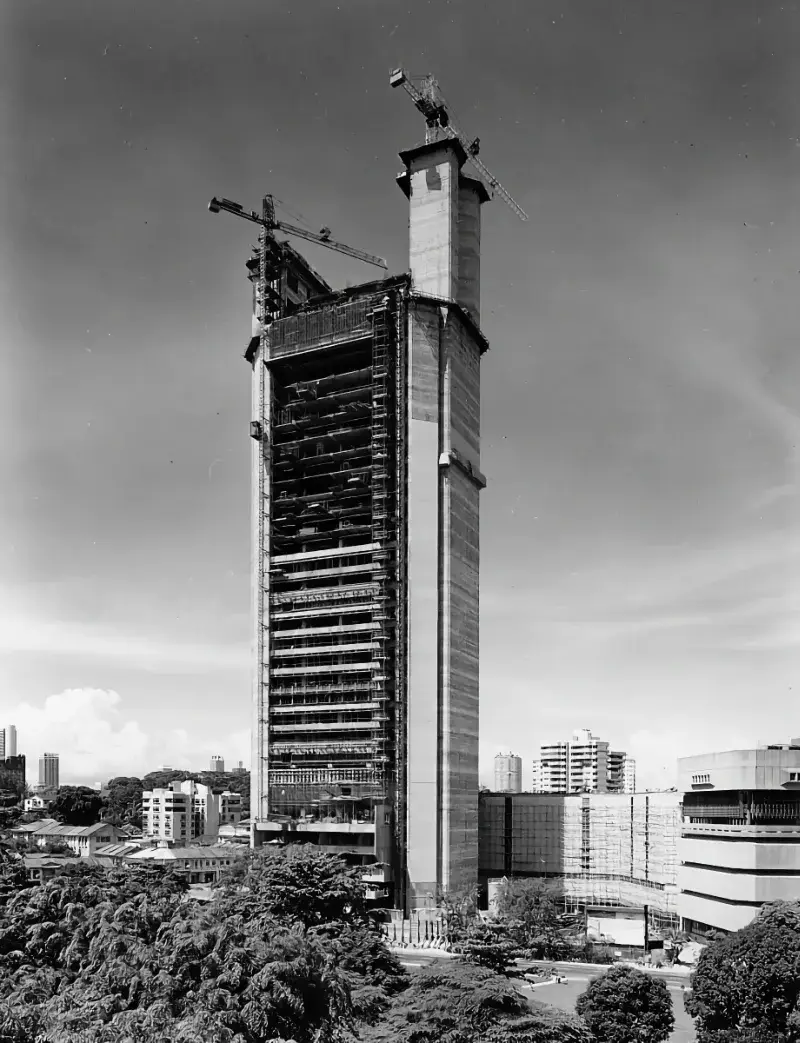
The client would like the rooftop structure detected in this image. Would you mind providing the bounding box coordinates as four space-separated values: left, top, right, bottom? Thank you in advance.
678 742 800 936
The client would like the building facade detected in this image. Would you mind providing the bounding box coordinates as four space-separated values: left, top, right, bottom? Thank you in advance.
38 752 59 792
143 781 221 843
678 742 800 935
210 756 225 773
479 790 681 928
494 753 523 793
532 730 632 795
219 790 243 825
0 725 17 760
248 138 488 911
1 755 26 791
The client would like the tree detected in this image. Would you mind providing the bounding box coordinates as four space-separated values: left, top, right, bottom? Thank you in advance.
685 901 800 1042
216 843 373 928
0 844 405 1042
103 776 144 827
50 786 105 826
363 961 591 1043
454 920 520 974
575 965 674 1043
493 878 578 959
438 885 480 943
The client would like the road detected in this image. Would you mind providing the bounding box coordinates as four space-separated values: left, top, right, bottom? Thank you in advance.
395 952 696 1043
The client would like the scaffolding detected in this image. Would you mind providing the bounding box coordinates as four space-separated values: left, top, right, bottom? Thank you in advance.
257 287 407 870
479 793 681 929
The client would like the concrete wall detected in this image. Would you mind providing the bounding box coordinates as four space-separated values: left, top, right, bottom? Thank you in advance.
440 312 481 892
678 747 800 793
250 343 269 825
403 138 485 909
405 303 442 906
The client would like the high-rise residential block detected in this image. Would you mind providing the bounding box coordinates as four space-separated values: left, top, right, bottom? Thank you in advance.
38 752 59 792
6 725 16 758
143 780 221 843
531 730 632 795
248 138 487 910
210 755 225 773
494 752 523 793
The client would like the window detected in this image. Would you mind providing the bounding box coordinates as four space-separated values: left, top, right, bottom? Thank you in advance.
692 773 711 785
789 771 800 782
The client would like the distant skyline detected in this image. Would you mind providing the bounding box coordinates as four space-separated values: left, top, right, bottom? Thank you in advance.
3 0 799 788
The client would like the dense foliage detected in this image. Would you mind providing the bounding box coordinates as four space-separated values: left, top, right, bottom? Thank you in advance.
141 768 250 808
453 919 520 974
362 960 592 1043
685 901 800 1043
492 878 581 958
575 964 674 1043
102 777 144 828
50 786 106 827
0 843 406 1042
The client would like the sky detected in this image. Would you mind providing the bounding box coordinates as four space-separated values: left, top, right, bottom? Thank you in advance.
2 0 799 790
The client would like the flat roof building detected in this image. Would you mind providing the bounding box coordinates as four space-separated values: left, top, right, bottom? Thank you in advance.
479 790 681 929
678 741 800 936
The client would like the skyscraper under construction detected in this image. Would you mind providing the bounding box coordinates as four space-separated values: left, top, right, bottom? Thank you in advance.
244 135 491 912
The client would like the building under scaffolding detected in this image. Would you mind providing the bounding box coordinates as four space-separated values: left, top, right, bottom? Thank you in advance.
247 138 490 912
479 790 681 930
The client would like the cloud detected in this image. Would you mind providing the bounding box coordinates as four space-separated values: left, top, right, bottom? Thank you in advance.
0 610 249 674
7 688 251 785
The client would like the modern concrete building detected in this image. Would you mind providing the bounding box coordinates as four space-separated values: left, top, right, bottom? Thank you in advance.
38 752 59 792
678 741 800 936
532 730 633 795
143 780 220 843
0 725 17 760
623 757 637 794
494 752 523 793
219 790 243 825
210 755 225 773
246 137 488 910
478 790 681 929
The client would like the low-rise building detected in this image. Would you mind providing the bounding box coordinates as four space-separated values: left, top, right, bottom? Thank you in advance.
127 842 247 884
12 820 131 857
678 741 800 936
479 790 681 929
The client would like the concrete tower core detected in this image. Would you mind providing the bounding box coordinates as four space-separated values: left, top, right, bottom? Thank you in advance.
249 138 487 912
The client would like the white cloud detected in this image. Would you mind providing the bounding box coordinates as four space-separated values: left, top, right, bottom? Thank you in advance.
7 688 251 786
0 610 249 674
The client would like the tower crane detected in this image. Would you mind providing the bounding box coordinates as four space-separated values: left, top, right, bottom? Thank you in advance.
208 194 388 269
389 68 529 222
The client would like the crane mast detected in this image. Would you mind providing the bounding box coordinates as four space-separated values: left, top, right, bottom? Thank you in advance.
390 68 529 222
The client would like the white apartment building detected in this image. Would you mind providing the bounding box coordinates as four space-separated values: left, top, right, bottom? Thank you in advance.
678 741 800 936
219 790 243 825
143 780 221 843
531 730 633 795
